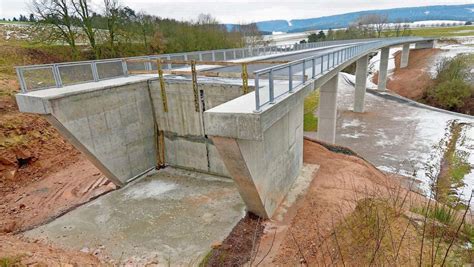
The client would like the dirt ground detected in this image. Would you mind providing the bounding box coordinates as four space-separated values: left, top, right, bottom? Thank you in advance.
0 234 101 265
1 44 114 263
373 48 440 100
252 138 424 265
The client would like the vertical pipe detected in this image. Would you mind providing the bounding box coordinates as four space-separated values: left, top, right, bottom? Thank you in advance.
312 58 316 78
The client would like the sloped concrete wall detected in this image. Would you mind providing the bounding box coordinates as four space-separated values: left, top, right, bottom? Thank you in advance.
149 79 247 177
48 81 157 185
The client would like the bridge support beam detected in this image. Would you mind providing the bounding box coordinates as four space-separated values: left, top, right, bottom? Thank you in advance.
400 44 410 68
354 55 369 113
415 40 435 49
377 47 390 91
317 74 338 144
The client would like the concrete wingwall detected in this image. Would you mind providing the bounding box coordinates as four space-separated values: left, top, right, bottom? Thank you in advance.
48 81 157 185
28 77 250 185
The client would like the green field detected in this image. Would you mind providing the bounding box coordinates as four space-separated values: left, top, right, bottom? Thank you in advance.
386 25 474 38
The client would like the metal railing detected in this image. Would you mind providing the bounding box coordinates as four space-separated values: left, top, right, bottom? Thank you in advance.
16 38 381 93
253 37 431 112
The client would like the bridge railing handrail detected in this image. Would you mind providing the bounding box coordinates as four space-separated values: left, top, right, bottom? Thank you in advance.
16 38 384 93
252 37 431 112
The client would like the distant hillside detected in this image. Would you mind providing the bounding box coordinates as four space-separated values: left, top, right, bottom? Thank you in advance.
227 4 474 33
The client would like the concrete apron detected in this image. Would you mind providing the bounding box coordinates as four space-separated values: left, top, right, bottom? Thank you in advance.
24 164 320 264
24 167 245 265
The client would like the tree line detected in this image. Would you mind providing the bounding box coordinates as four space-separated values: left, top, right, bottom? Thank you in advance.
301 14 413 43
26 0 258 60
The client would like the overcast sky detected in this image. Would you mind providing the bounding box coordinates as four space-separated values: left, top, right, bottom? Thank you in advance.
0 0 472 23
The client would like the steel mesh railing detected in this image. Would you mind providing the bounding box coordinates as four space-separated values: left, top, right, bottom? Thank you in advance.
252 37 432 112
15 38 381 93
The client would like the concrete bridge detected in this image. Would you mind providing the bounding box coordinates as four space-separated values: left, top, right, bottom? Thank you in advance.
15 37 435 219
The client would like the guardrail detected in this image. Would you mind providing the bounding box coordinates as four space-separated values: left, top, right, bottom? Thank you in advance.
16 38 380 93
252 37 430 112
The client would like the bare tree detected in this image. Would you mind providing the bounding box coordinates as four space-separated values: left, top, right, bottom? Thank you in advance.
393 19 403 37
357 14 388 38
235 23 265 47
72 0 99 59
30 0 79 58
103 0 120 56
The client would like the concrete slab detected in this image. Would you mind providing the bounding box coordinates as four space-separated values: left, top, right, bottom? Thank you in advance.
24 167 245 264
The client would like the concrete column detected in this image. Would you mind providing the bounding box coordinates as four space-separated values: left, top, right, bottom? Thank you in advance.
317 74 338 144
400 44 410 68
377 47 390 91
354 55 369 113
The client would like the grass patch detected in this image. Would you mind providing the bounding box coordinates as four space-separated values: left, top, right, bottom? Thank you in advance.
0 256 22 267
303 90 319 132
384 25 474 38
435 121 472 204
332 197 473 266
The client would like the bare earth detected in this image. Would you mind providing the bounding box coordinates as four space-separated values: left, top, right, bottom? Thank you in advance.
256 139 421 265
373 48 440 99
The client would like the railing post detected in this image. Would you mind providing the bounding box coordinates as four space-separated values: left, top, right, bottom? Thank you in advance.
212 51 216 61
321 56 324 74
233 49 237 59
121 59 128 76
167 55 172 69
16 68 27 92
53 64 62 88
302 60 306 83
289 64 293 93
223 51 226 61
91 62 99 81
269 69 275 104
255 73 260 112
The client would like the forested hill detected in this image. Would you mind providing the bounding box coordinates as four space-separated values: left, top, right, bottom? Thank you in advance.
227 4 474 33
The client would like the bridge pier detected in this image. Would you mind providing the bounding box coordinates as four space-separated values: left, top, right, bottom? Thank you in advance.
377 47 390 91
354 55 369 113
400 44 410 68
317 74 339 144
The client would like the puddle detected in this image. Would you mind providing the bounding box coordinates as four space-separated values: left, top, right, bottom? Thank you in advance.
124 180 178 200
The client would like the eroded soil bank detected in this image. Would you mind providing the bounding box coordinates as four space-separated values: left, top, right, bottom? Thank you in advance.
1 46 114 264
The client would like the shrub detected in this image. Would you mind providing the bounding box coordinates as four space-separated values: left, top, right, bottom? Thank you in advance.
428 79 471 109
